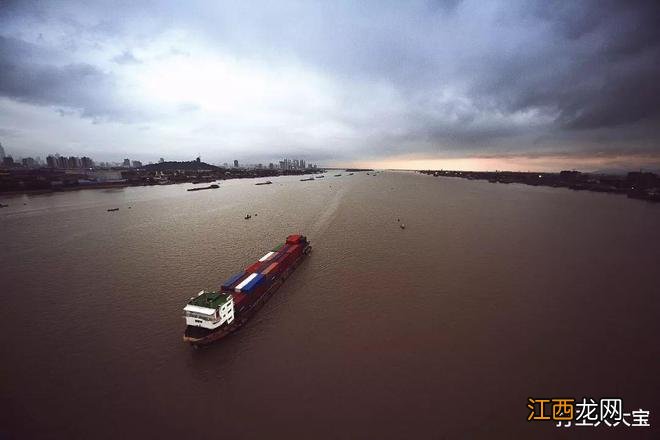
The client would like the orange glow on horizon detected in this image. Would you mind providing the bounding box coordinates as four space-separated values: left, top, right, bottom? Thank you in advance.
340 153 660 172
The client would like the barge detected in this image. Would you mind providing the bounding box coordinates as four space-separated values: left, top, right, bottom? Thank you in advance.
187 184 219 192
182 234 312 347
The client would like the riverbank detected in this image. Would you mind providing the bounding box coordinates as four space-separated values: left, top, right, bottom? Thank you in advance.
0 162 325 197
418 169 660 203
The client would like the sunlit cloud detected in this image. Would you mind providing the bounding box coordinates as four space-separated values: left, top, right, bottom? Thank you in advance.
1 0 659 169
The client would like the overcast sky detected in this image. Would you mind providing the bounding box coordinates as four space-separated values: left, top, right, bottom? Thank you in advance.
1 0 659 170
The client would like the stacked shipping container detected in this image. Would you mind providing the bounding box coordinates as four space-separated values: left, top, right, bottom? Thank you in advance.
184 234 310 346
218 235 308 311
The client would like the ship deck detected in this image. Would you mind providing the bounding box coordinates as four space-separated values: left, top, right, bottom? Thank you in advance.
188 291 230 309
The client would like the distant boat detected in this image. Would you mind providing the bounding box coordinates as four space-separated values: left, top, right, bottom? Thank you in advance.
107 208 119 212
334 174 342 177
255 181 272 185
0 203 9 208
187 184 219 192
348 173 354 175
300 177 315 181
316 175 325 178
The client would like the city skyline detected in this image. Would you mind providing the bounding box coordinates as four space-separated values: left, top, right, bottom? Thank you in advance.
1 1 659 172
0 144 320 171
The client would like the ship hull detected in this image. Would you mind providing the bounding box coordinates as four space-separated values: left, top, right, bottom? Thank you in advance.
183 244 311 347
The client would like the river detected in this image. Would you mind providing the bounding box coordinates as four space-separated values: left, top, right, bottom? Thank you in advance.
1 171 658 438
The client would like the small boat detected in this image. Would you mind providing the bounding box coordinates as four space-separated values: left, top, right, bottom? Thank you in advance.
348 173 354 176
245 214 252 220
316 175 325 178
255 181 272 185
334 174 342 177
0 203 9 208
400 224 406 229
107 208 119 212
300 177 315 181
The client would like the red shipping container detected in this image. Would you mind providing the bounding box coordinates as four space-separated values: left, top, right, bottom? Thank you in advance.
286 234 301 244
280 252 296 269
263 262 279 275
269 251 286 262
285 244 300 254
232 292 248 307
245 261 261 273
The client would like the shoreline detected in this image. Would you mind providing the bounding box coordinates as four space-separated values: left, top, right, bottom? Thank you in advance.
0 171 324 198
0 183 130 197
418 170 660 203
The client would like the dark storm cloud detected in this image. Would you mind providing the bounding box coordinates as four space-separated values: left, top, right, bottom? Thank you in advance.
175 0 660 155
1 0 659 161
0 36 142 122
499 0 660 132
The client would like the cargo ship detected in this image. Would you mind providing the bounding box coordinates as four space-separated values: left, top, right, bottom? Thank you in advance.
182 234 312 347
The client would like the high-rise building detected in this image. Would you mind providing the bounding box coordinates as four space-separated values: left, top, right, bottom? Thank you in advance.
123 158 131 167
80 157 94 168
159 157 165 163
269 163 275 169
47 155 57 168
68 156 81 168
0 142 5 160
57 156 68 169
21 157 36 168
132 160 142 168
234 160 239 168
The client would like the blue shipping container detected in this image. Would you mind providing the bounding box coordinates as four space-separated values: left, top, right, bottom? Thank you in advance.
221 271 246 290
242 273 265 293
